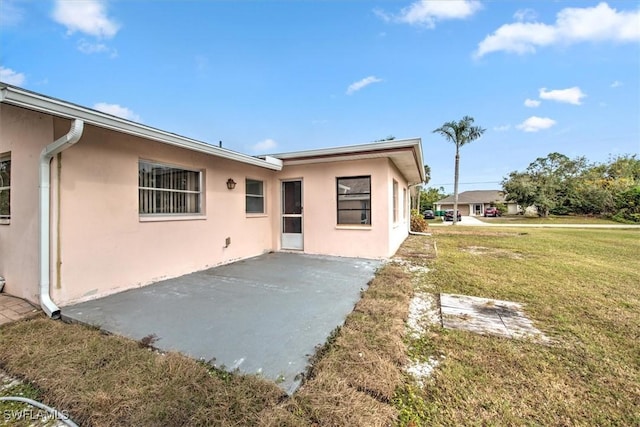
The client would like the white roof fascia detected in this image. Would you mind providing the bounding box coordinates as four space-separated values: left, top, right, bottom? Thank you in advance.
0 84 282 171
271 138 425 184
271 138 420 159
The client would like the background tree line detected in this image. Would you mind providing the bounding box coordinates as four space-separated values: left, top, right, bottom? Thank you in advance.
502 152 640 222
418 152 639 223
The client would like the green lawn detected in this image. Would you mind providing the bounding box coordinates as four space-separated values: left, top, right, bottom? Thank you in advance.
396 228 640 425
1 229 638 426
477 214 622 224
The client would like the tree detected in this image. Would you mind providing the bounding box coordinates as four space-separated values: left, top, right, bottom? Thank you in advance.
423 164 431 185
412 164 432 210
433 116 485 224
501 152 639 221
420 186 447 212
502 152 587 217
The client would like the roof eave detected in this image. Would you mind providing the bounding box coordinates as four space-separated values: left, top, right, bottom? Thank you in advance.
271 138 425 184
0 83 282 171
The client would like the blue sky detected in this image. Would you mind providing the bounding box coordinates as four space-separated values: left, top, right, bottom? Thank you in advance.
1 0 639 193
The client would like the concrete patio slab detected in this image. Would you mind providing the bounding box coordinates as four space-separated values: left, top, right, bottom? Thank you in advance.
62 252 382 394
440 293 549 342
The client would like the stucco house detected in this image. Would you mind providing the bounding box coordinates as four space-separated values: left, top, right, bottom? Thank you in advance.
0 83 425 318
435 190 519 216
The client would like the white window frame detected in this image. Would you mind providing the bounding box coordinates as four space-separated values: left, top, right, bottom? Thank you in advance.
393 179 399 223
138 159 203 217
402 187 407 222
336 175 372 226
0 153 10 224
246 178 265 214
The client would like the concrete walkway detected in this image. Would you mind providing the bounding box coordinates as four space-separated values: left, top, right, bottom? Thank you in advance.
0 294 39 326
63 252 381 394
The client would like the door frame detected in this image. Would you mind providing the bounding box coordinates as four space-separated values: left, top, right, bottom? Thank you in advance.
280 179 303 250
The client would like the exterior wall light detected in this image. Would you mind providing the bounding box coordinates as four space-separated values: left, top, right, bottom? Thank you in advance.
226 178 237 190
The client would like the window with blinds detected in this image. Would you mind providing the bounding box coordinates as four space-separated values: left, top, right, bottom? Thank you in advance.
138 160 201 215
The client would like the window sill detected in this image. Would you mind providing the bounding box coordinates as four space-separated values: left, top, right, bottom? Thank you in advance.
0 220 9 226
139 214 206 222
335 225 372 230
246 213 268 218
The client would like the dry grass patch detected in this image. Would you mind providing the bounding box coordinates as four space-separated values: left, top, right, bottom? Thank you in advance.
0 317 284 426
263 371 397 427
460 245 525 259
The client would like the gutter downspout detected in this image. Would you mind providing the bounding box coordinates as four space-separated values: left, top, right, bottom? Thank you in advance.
39 119 84 319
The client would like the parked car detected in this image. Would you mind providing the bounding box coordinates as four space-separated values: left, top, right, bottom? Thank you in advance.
484 207 501 217
423 209 435 219
444 209 461 221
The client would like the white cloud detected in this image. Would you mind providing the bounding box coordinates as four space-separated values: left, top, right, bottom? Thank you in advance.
93 103 141 122
346 76 383 95
0 66 26 86
539 87 586 105
52 0 120 38
0 0 24 27
77 39 117 57
475 2 640 57
251 138 277 153
610 80 623 88
513 8 538 22
493 124 511 132
517 116 557 132
524 98 541 108
375 0 481 28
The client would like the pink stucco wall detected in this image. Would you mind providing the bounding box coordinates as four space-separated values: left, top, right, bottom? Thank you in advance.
387 161 411 257
0 105 53 303
0 104 412 307
51 123 276 305
275 158 409 259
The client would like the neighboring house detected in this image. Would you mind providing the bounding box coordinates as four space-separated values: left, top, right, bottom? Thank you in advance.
0 83 424 317
435 190 519 216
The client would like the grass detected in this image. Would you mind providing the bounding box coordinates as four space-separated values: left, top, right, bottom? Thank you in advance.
476 214 622 224
0 260 417 426
1 228 638 425
0 318 286 426
396 228 640 425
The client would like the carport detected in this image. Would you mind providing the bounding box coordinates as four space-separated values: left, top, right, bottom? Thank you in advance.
62 252 381 394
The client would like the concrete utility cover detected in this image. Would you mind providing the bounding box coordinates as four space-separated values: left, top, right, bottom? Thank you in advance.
63 252 381 394
440 293 548 342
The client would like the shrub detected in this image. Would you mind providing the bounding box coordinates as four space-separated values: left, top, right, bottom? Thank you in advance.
612 186 640 223
494 201 507 215
410 209 429 232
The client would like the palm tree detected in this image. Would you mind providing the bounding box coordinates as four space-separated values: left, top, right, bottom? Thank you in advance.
433 116 485 225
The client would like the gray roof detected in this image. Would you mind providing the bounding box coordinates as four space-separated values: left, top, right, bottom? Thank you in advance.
436 190 507 204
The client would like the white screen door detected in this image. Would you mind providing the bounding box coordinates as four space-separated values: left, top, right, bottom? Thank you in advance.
281 180 303 250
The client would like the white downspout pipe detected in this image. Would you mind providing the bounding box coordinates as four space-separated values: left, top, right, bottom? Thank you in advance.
40 119 84 318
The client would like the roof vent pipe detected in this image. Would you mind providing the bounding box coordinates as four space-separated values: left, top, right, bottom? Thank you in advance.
39 119 84 319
